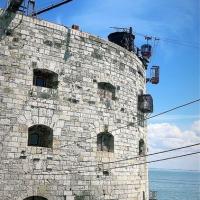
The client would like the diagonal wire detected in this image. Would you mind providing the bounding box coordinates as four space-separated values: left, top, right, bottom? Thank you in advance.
72 143 200 170
55 98 200 149
108 151 200 170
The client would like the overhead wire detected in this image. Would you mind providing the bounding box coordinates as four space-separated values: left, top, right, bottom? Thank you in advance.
1 151 199 176
0 97 199 175
161 37 200 48
34 0 58 10
2 142 199 173
72 143 200 170
50 99 200 174
107 151 200 170
134 31 199 49
55 98 200 149
27 151 200 175
0 5 198 197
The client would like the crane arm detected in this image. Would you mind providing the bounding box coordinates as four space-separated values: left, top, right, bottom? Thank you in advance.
31 0 73 16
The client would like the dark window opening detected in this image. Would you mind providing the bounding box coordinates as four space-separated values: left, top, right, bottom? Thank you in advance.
97 132 114 152
28 125 53 148
139 139 145 155
103 170 110 176
98 82 116 100
137 111 145 127
143 191 145 200
24 197 47 200
33 69 58 89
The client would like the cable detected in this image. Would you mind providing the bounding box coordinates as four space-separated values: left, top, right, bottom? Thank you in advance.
39 144 200 174
107 151 200 170
1 100 199 173
56 98 200 148
146 98 200 120
2 142 199 167
1 151 198 176
1 99 199 173
72 143 200 170
28 151 199 175
162 38 200 48
134 31 199 49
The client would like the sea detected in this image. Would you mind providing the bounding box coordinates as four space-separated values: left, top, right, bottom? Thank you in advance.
149 168 200 200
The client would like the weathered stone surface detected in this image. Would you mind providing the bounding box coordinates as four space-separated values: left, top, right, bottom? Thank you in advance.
0 10 148 200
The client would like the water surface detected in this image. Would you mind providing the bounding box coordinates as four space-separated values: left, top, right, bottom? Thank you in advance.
149 169 200 200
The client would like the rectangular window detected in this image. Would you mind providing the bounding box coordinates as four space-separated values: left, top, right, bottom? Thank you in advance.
137 111 145 127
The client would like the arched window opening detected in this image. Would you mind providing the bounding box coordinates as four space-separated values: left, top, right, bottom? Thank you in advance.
98 82 116 100
33 69 58 89
139 139 145 155
28 125 53 148
97 132 114 152
24 197 47 200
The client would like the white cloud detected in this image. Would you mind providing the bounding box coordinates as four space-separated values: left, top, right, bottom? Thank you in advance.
148 120 200 170
192 120 200 135
148 121 200 148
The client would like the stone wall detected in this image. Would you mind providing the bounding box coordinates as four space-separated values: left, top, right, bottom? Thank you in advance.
0 10 148 200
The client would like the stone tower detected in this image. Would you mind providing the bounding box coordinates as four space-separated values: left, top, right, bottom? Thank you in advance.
0 9 152 200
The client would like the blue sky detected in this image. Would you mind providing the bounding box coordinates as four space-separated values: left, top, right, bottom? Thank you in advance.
1 0 199 170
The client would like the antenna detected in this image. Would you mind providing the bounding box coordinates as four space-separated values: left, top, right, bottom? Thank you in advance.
31 0 73 16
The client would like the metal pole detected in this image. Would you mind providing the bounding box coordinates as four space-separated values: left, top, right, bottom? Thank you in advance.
31 0 73 16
